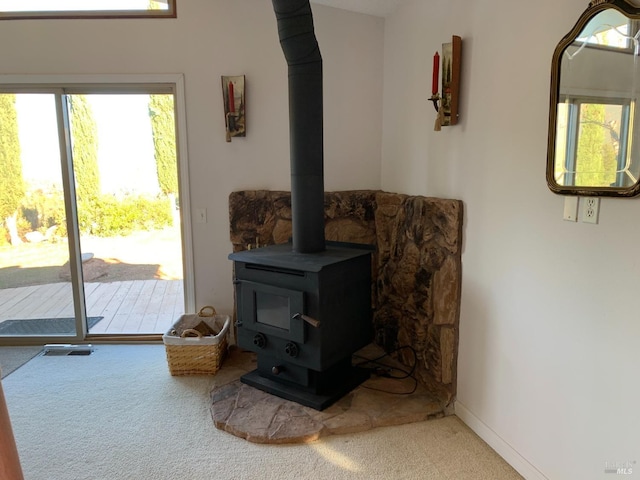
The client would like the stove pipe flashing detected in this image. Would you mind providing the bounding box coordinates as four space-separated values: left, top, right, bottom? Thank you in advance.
272 0 325 253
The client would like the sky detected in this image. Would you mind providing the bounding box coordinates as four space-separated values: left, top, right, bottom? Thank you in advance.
16 94 160 196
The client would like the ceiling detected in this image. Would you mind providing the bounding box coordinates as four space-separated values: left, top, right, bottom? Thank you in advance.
310 0 411 18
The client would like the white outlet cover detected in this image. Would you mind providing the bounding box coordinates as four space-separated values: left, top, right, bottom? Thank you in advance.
581 197 600 224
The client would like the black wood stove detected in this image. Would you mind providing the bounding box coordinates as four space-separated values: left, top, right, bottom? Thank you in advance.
229 242 371 410
228 0 372 410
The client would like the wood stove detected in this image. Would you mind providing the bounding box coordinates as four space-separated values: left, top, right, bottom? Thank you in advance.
229 0 372 410
230 242 371 410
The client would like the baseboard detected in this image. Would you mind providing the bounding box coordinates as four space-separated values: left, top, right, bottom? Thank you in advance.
455 401 549 480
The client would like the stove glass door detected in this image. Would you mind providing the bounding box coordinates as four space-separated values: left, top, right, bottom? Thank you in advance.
240 281 306 343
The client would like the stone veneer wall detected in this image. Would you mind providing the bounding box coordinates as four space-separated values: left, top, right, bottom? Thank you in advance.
229 190 463 403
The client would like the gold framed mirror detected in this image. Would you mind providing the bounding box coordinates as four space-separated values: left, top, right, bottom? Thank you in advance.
547 0 640 196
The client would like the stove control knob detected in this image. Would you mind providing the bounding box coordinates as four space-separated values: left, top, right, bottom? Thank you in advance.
271 365 285 375
284 342 299 358
253 333 267 349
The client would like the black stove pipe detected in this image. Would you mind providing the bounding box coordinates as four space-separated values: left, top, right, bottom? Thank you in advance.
272 0 326 253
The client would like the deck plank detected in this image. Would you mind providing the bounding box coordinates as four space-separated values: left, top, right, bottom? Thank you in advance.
27 283 73 318
0 286 22 308
85 282 120 317
0 279 185 335
90 281 134 333
0 286 42 321
145 280 167 316
2 283 62 320
137 313 160 333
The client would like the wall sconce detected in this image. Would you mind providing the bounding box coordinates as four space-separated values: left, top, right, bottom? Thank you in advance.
222 75 246 142
430 36 462 131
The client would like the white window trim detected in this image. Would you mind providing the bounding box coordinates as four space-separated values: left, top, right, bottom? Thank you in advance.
0 1 176 20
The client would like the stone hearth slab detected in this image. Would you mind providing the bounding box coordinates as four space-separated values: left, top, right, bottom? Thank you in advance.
209 345 450 444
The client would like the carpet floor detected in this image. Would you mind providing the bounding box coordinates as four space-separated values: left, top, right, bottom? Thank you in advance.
0 346 42 378
1 345 523 480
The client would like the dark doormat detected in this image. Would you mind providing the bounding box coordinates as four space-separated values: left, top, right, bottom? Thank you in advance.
0 317 103 335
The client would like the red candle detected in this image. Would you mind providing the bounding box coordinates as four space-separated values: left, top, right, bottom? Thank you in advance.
432 51 440 95
228 82 235 113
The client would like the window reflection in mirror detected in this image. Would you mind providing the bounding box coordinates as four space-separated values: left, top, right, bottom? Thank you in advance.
547 1 640 196
576 9 633 49
554 97 635 188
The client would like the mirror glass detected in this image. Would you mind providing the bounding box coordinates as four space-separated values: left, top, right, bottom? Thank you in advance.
548 0 640 196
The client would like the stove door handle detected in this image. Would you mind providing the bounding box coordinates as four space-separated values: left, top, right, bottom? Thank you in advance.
292 313 321 328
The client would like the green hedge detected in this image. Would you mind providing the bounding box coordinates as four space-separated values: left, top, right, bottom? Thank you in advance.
19 189 67 240
18 190 173 239
79 195 173 236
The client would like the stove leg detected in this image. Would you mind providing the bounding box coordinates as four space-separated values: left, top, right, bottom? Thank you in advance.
241 361 369 411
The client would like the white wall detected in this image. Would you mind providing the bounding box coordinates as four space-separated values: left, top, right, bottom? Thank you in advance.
383 0 640 479
6 1 638 477
0 0 384 314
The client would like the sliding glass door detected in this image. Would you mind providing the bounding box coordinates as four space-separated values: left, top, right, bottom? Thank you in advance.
0 84 188 342
0 93 80 337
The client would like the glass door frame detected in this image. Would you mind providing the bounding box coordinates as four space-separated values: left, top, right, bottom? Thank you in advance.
0 74 195 346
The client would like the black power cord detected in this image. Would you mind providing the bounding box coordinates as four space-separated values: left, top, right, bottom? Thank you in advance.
354 345 419 395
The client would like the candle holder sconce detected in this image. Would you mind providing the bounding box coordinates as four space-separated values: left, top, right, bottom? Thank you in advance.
430 36 462 131
222 75 246 142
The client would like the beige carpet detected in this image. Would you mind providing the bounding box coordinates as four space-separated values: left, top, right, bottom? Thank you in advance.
1 345 523 480
0 346 42 379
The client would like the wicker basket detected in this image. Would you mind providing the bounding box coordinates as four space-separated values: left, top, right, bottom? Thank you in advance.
163 307 230 376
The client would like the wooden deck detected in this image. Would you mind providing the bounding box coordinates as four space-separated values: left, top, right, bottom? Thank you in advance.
0 280 184 336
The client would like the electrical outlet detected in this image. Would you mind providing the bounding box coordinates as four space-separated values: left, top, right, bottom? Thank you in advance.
582 197 600 224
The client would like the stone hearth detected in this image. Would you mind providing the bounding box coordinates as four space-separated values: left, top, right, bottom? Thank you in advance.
210 345 450 444
229 190 463 404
